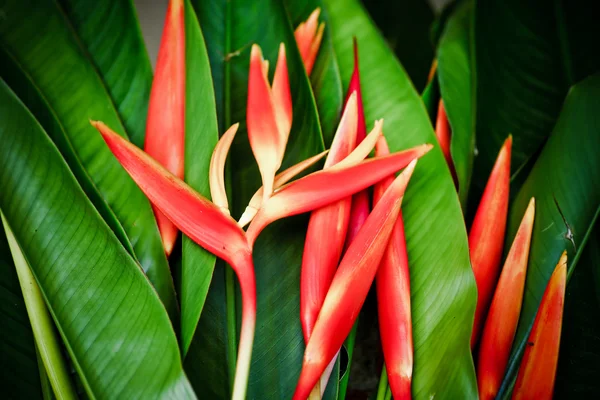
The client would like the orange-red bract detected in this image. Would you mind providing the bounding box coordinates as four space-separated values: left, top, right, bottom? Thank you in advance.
91 121 255 400
344 39 370 249
294 8 325 75
469 136 512 347
512 251 567 400
144 0 185 256
247 43 292 204
374 137 413 400
300 94 358 341
292 160 418 400
245 144 432 245
477 198 535 400
435 99 457 185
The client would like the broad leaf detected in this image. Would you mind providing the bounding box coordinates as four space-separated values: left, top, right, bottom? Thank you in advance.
0 225 42 398
189 0 324 397
179 0 220 356
324 0 477 397
497 74 600 399
285 0 344 146
0 0 176 318
57 0 153 148
555 226 600 396
436 0 475 209
0 80 195 399
473 0 600 192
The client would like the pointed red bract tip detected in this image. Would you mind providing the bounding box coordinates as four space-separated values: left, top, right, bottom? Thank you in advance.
246 144 432 245
210 123 239 214
294 8 325 75
144 0 186 256
512 251 567 400
477 198 535 400
300 93 358 342
469 136 512 347
374 136 413 400
292 160 417 400
435 100 457 186
345 38 367 143
247 43 292 205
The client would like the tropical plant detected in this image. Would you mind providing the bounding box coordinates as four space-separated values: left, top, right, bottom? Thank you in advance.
0 0 598 399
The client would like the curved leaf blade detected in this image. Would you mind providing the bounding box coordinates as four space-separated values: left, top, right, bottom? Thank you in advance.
180 0 220 357
0 0 176 318
437 0 476 209
57 0 153 148
324 0 477 397
0 225 42 398
497 74 600 399
0 79 195 399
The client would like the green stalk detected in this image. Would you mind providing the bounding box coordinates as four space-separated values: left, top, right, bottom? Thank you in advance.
375 365 388 400
1 213 77 400
338 319 359 399
35 344 54 400
384 385 392 400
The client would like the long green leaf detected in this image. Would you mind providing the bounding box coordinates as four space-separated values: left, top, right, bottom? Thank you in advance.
0 224 42 398
555 226 600 396
497 73 600 399
284 0 344 146
0 46 134 258
324 0 477 397
0 79 195 399
1 215 77 400
0 0 176 318
436 0 476 209
57 0 153 148
190 0 325 397
180 0 220 356
473 0 600 192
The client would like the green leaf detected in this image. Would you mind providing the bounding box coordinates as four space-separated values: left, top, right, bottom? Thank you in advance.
284 0 344 146
436 0 476 209
179 0 220 357
497 74 600 399
0 79 195 399
57 0 153 148
0 46 135 259
189 0 324 397
473 0 600 192
324 0 477 397
555 226 600 396
0 0 176 319
1 215 77 400
362 0 435 92
0 224 42 399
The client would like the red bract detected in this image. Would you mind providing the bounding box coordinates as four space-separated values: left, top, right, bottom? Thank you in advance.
292 160 418 400
477 198 535 400
512 251 567 400
301 93 358 342
247 43 292 204
344 39 370 249
469 136 512 347
294 8 325 75
374 137 413 400
435 99 457 185
245 144 432 245
91 121 255 400
144 0 185 256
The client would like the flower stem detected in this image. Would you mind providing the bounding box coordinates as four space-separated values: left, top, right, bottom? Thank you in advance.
376 365 389 400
